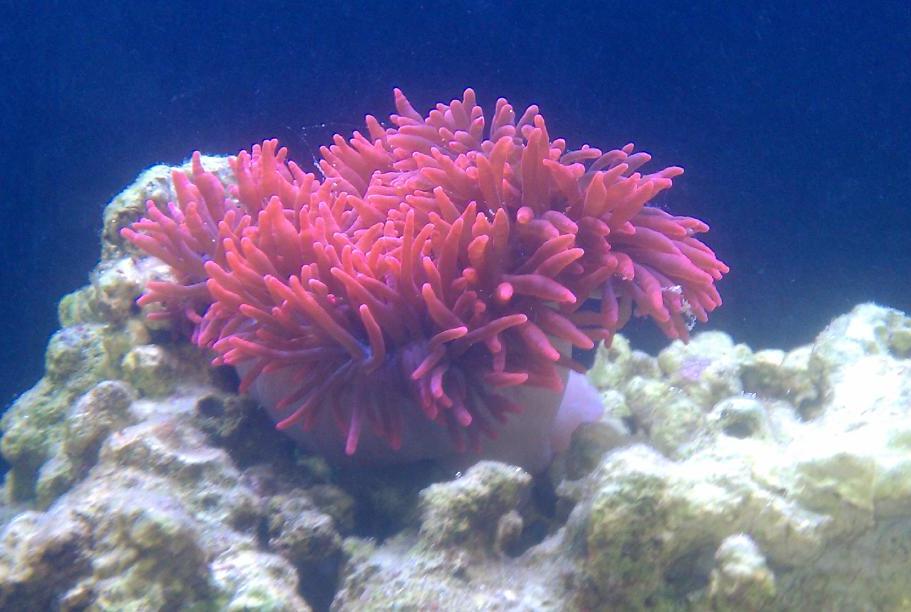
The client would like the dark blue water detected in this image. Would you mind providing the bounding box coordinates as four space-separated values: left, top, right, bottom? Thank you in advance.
1 2 909 408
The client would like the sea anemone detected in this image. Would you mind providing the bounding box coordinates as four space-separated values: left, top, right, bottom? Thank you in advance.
123 89 727 464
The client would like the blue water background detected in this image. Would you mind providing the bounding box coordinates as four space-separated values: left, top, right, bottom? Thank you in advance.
1 2 909 408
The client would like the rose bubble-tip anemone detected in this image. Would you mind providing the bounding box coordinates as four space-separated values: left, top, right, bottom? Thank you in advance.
122 89 727 472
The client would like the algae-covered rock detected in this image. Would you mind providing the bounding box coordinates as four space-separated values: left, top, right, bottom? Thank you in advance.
623 376 704 457
810 303 911 378
0 154 345 609
561 304 911 609
120 344 178 397
742 345 819 409
44 324 119 391
87 489 212 610
332 460 570 610
266 499 341 568
97 414 263 534
1 380 71 501
333 303 911 610
572 447 678 608
548 414 631 484
419 461 532 551
59 257 155 328
792 448 877 530
0 383 344 610
706 396 771 440
194 392 299 470
306 484 356 534
706 535 776 611
63 380 137 465
266 491 343 609
0 159 338 609
211 549 311 612
889 319 911 357
559 444 794 609
33 453 76 509
657 331 751 408
588 334 661 390
2 322 137 502
0 508 92 610
0 484 216 611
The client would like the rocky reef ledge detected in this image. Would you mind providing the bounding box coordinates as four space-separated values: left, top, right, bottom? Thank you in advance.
2 161 909 610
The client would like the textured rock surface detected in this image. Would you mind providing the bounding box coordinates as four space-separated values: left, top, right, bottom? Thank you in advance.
333 303 911 611
419 461 533 549
0 378 336 610
3 160 910 611
332 460 573 611
0 160 337 611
